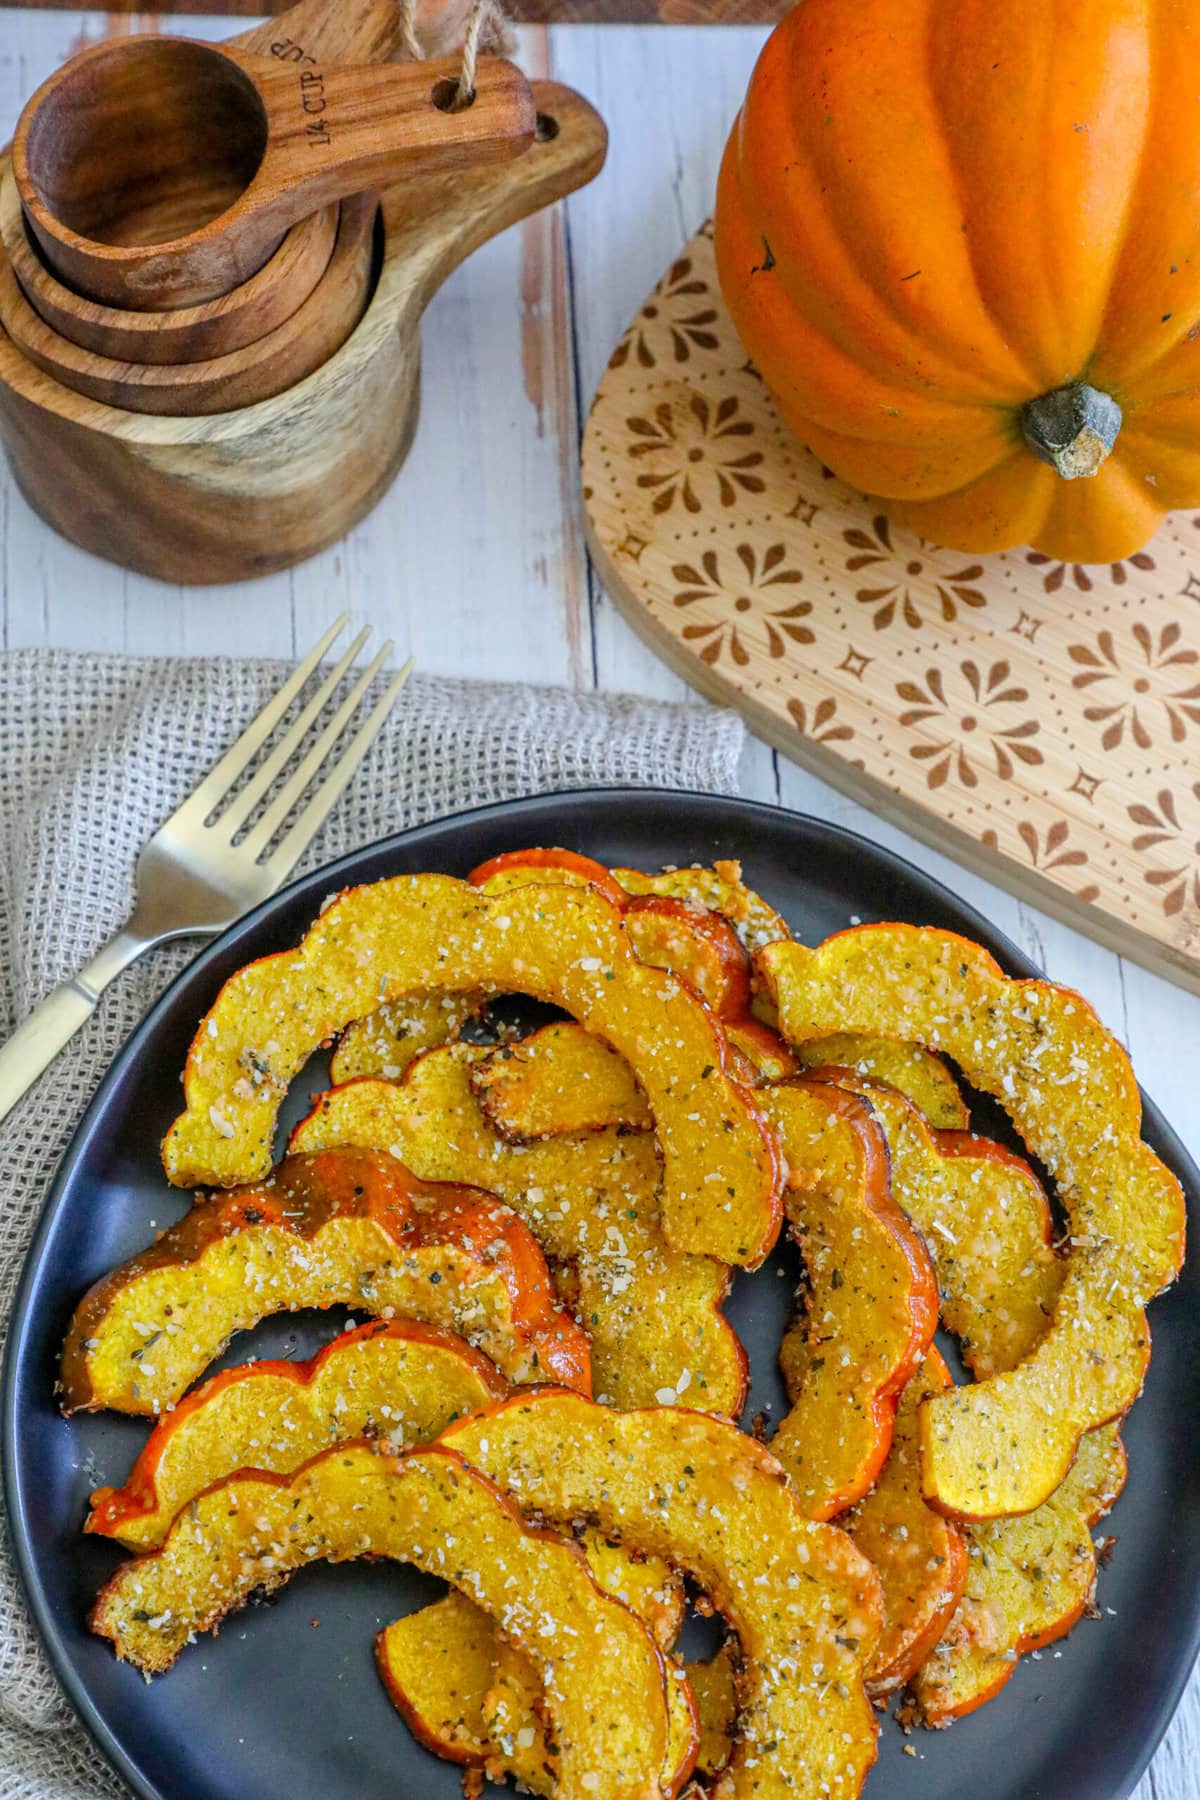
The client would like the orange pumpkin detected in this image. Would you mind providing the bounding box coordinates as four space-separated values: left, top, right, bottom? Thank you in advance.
714 0 1200 564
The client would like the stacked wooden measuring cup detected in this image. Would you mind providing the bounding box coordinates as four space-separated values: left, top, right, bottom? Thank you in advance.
0 0 606 582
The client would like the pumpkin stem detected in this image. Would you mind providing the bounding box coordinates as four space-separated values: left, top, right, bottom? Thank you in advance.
1021 382 1122 480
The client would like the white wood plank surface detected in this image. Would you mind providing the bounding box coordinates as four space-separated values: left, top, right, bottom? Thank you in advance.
0 13 1196 1796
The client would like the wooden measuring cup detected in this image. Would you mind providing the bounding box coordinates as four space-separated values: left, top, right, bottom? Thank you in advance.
0 193 378 414
0 0 455 362
0 169 339 365
0 78 608 583
14 43 534 309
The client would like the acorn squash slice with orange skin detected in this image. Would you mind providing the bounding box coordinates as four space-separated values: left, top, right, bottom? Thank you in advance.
477 856 937 1100
844 1350 969 1697
825 1075 1064 1383
760 1079 939 1520
759 924 1186 1518
61 1148 589 1416
91 1441 674 1800
163 872 781 1270
899 1139 1121 1723
611 858 792 957
329 860 791 1094
376 1588 496 1766
792 1036 968 1131
435 1391 884 1800
84 1318 507 1550
474 851 792 958
470 851 753 1019
382 1533 697 1797
473 1021 654 1139
914 1424 1127 1724
290 1048 748 1418
470 847 630 909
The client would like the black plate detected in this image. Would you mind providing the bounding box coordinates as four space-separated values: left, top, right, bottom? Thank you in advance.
5 789 1199 1800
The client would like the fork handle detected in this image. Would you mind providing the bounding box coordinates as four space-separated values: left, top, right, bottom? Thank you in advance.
0 930 150 1130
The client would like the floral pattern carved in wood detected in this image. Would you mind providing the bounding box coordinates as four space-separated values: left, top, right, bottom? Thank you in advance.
583 223 1200 987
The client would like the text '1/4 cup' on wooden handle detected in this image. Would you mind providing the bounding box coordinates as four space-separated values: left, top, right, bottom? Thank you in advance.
13 41 536 310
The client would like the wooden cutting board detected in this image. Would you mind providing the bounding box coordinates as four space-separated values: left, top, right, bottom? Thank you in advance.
582 221 1200 993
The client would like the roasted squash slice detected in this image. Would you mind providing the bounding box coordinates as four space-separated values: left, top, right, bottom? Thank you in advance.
470 851 752 1018
377 1589 496 1765
335 861 766 1092
164 874 781 1269
487 1632 697 1796
914 1425 1127 1723
761 1080 939 1519
91 1442 674 1800
724 1018 798 1083
474 1022 654 1138
470 847 630 908
622 894 751 1018
844 1351 968 1696
687 1641 739 1779
290 1049 748 1417
611 858 791 956
382 1530 695 1795
62 1148 589 1415
759 925 1186 1517
332 992 483 1085
897 1132 1123 1721
831 1077 1064 1382
472 1018 795 1140
794 1037 967 1131
437 1392 884 1800
474 860 956 1115
85 1318 506 1549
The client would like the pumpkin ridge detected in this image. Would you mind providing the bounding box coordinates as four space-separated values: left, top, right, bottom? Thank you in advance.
798 411 1022 504
1089 0 1200 388
1119 345 1200 408
1057 0 1158 397
925 0 1154 388
1094 424 1200 510
715 144 1011 442
787 0 1037 397
742 5 1035 403
917 0 1053 399
1034 450 1171 563
889 453 1059 555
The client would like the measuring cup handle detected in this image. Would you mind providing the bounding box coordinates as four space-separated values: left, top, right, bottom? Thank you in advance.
244 53 536 241
232 0 413 64
230 0 483 65
381 79 609 300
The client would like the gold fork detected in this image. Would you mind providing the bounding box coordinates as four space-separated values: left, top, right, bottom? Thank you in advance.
0 617 411 1128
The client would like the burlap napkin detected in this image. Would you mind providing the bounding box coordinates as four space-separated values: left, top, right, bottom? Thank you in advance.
0 647 744 1798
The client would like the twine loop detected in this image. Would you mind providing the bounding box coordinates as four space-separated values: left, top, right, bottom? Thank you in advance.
397 0 514 109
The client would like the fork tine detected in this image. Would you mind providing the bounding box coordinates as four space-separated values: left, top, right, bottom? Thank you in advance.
171 614 350 828
260 660 413 888
217 625 371 840
240 641 398 860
